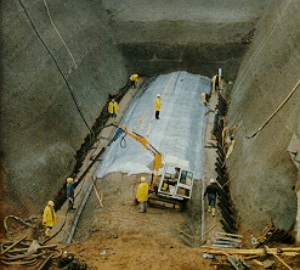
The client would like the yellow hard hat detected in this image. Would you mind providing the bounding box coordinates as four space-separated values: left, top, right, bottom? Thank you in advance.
141 177 146 182
48 201 54 207
210 178 216 184
67 177 73 183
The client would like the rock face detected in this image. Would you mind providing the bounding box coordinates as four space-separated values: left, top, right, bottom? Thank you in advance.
1 0 299 234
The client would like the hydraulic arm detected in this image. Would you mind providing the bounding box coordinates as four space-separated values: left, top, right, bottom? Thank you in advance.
114 126 162 186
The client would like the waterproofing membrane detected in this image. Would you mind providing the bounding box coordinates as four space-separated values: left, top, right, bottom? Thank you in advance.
96 71 211 180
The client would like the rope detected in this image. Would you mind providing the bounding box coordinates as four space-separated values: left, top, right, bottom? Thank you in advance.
18 0 93 135
43 0 77 72
243 79 300 139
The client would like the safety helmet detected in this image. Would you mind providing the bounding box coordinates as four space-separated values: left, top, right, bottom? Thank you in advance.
141 177 146 182
48 201 54 207
210 178 216 184
67 177 73 183
157 94 160 97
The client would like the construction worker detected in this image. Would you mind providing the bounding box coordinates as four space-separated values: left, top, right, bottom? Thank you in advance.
211 73 222 92
66 177 78 212
42 201 57 237
204 179 219 217
154 94 161 119
201 92 211 106
225 134 234 153
129 73 139 88
108 99 119 122
136 176 149 213
213 109 221 134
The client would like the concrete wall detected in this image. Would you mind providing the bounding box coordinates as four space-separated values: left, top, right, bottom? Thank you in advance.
227 0 300 232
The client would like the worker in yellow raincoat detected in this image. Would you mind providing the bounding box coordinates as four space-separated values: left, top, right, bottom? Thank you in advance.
108 99 119 122
42 201 57 237
154 94 161 119
136 177 149 213
201 92 211 106
129 73 139 88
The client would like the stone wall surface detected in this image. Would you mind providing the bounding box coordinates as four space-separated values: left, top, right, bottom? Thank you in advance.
227 0 300 231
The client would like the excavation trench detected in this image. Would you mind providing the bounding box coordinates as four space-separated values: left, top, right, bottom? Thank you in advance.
2 2 299 262
55 72 222 248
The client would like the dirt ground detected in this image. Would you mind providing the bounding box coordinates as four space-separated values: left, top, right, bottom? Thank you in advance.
1 85 300 270
66 172 207 270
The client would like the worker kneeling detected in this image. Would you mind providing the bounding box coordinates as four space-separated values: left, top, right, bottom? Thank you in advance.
136 177 149 213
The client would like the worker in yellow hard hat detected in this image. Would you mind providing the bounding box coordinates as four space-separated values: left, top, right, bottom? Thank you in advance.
66 177 78 212
136 177 149 213
129 73 139 88
154 94 161 120
201 92 211 106
42 200 57 237
108 99 119 123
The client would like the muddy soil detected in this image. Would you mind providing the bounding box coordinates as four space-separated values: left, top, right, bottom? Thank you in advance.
70 172 206 269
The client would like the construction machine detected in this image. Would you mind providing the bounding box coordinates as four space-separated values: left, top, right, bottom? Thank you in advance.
113 126 194 210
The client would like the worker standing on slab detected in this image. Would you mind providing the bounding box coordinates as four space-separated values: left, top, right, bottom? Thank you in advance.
154 94 161 119
201 92 211 106
204 179 219 217
66 177 78 212
42 201 57 237
129 73 139 88
211 72 222 92
108 99 119 122
136 177 149 213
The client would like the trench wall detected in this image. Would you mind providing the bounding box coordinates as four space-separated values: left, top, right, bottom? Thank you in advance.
0 0 282 235
1 0 128 214
227 0 300 232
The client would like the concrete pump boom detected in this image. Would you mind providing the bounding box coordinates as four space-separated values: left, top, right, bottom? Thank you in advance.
114 126 162 186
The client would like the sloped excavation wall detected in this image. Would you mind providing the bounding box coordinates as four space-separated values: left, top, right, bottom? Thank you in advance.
1 0 128 214
3 0 299 239
227 0 300 234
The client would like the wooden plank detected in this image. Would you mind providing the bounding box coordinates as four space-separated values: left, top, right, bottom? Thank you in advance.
200 246 300 255
271 253 294 270
215 236 242 243
216 232 243 238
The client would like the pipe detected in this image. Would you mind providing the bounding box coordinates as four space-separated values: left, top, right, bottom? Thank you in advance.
201 100 209 244
66 148 106 244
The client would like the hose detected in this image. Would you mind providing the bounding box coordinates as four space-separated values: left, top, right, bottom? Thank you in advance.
242 79 300 139
120 135 128 148
0 239 62 266
18 0 93 135
43 0 77 71
3 215 33 240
